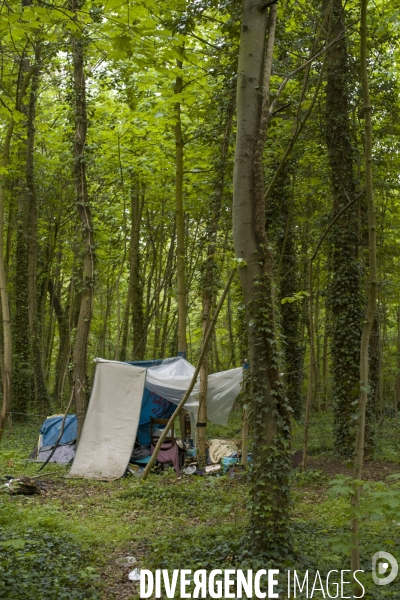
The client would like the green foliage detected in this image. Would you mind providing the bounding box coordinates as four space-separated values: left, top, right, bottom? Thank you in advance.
0 505 100 600
293 469 328 488
2 418 400 596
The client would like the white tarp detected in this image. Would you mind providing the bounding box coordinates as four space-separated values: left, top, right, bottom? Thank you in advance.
69 361 146 480
145 357 243 425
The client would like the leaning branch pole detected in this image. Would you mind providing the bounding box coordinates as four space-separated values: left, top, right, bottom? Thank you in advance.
142 268 236 481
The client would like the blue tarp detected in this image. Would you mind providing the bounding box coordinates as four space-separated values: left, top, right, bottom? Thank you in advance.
128 360 176 446
40 415 77 448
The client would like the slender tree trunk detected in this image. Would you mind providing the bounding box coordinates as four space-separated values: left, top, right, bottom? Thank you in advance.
322 308 330 409
175 59 187 358
161 225 176 357
0 122 14 438
49 279 71 406
130 184 145 360
119 291 130 362
367 314 379 446
351 0 377 576
14 58 35 420
227 293 236 368
395 307 400 411
198 94 234 467
268 163 304 420
70 7 95 441
5 181 15 276
314 258 321 409
25 47 50 413
0 68 34 438
233 1 291 554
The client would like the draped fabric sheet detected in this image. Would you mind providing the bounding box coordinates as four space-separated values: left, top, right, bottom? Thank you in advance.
144 357 243 425
69 361 146 480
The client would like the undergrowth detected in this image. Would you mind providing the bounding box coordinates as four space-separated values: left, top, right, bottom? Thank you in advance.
0 411 400 598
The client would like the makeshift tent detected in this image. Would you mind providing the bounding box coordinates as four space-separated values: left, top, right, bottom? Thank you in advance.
30 415 77 463
70 357 242 480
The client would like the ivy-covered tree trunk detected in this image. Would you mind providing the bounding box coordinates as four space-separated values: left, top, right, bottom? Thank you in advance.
351 0 377 572
325 0 364 456
233 0 291 554
13 59 35 420
267 164 304 420
70 4 95 441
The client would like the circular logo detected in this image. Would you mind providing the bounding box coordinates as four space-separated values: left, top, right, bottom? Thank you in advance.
372 552 398 586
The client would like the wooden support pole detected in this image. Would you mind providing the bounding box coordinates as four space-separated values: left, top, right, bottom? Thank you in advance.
142 268 236 481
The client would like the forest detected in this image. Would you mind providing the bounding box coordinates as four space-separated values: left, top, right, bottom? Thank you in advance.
1 0 400 598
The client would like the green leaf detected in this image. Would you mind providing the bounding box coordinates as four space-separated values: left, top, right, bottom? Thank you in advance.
0 538 27 549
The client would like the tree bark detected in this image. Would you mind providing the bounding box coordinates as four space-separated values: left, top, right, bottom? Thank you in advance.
351 0 377 575
130 183 145 360
13 55 35 420
49 279 72 406
70 6 95 441
325 0 364 457
268 163 304 420
25 46 50 413
198 93 234 468
233 1 291 554
175 59 187 358
0 67 35 438
395 307 400 411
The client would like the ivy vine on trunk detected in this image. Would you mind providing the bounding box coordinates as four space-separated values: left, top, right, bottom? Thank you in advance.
324 0 365 457
233 0 292 555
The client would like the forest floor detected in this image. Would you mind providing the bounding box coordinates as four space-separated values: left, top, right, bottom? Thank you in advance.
1 411 400 599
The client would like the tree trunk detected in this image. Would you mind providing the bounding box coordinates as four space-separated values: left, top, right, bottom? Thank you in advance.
49 279 72 407
314 258 321 410
175 59 187 358
395 307 400 411
25 46 50 413
130 184 145 360
233 1 291 554
0 122 14 438
351 0 377 575
322 308 330 409
325 0 364 457
366 314 379 448
268 163 304 420
70 8 95 441
13 58 35 420
161 225 176 357
0 67 35 438
198 95 235 467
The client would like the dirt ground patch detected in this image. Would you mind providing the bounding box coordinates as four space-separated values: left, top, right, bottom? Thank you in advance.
307 456 400 481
